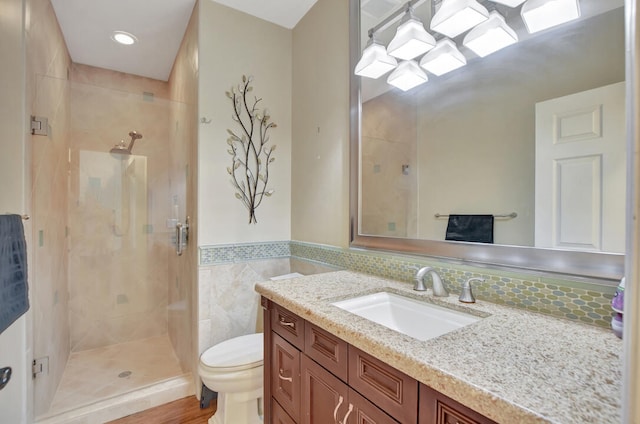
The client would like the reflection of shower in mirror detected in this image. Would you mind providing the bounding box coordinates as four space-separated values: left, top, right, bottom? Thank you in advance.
110 131 143 157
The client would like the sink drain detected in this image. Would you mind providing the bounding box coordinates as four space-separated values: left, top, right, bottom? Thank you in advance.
118 371 132 378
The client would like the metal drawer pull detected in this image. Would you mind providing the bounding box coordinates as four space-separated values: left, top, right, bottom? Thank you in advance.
333 395 344 423
279 317 295 327
339 403 354 424
278 369 293 382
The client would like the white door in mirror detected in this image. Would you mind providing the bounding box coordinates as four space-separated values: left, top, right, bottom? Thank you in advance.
535 81 625 253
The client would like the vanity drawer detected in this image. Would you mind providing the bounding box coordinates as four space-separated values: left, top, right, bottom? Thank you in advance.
272 303 305 350
419 384 497 424
272 333 301 422
305 323 348 381
348 346 418 424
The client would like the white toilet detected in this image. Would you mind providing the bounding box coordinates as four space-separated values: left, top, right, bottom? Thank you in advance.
198 272 304 424
199 332 264 424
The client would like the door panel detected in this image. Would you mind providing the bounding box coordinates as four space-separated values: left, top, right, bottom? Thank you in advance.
272 333 301 422
301 354 350 424
535 82 625 253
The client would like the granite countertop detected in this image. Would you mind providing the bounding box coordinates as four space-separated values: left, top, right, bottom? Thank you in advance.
255 270 623 424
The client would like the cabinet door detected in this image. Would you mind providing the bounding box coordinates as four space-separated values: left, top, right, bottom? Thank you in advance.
419 384 497 424
272 333 301 422
272 398 297 424
301 354 351 424
349 388 400 424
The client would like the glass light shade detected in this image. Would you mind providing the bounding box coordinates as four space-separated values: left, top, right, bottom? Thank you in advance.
521 0 581 34
430 0 489 38
419 38 466 76
387 60 428 91
488 0 526 6
463 11 518 57
355 39 398 79
387 14 436 60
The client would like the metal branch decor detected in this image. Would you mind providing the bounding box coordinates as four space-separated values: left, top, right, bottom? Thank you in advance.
225 75 277 224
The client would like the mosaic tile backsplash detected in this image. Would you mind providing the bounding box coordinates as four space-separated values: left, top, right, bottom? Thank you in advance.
200 241 617 328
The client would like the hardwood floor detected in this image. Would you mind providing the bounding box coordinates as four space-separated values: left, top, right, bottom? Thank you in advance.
106 396 216 424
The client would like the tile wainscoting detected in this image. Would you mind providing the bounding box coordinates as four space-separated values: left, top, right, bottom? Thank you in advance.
199 241 617 330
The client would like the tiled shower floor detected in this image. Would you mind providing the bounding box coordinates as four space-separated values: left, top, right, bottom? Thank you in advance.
46 335 183 416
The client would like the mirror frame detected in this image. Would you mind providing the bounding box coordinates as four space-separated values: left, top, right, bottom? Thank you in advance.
348 0 624 282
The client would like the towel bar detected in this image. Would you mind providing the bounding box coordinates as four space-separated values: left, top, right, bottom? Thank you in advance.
435 212 517 219
2 214 30 220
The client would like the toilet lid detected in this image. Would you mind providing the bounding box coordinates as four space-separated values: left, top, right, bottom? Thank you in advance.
201 333 263 370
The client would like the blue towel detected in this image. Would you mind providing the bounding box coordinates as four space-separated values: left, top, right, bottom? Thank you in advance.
445 214 494 244
0 215 29 334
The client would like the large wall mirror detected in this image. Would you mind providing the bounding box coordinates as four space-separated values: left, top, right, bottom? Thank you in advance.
349 0 625 281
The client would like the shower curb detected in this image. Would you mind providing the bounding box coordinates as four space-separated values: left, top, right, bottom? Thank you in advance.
34 374 194 424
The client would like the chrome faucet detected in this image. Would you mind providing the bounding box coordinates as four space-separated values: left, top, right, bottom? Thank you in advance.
414 266 449 297
459 277 484 303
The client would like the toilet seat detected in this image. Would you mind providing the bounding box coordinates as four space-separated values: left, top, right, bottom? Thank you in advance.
200 333 263 372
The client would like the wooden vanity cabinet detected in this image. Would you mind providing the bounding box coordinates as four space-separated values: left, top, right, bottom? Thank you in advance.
419 384 498 424
262 298 496 424
264 299 399 423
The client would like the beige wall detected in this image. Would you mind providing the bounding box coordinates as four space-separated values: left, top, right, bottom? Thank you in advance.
291 0 350 248
0 1 29 422
168 1 198 376
198 0 292 245
26 0 72 416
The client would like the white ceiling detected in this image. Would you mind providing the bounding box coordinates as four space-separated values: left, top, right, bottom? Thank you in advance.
51 0 318 81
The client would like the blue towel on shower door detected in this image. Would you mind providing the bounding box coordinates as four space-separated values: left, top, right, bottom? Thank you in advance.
0 214 29 334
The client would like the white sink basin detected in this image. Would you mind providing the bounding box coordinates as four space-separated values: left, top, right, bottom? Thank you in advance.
331 292 481 341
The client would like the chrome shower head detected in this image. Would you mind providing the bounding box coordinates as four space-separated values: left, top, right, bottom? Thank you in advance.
110 131 143 157
110 140 131 156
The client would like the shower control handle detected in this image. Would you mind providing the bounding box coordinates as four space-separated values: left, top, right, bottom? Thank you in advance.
175 216 190 256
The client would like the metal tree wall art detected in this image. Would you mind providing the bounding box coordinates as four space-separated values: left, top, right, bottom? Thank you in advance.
225 75 277 224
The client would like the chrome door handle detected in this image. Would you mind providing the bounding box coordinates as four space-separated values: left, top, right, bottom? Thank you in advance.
176 223 184 256
175 216 190 256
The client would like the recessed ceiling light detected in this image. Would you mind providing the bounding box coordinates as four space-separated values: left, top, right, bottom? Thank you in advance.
111 31 137 45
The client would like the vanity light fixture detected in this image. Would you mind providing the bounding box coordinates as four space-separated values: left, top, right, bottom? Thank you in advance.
387 5 436 60
463 11 518 57
111 31 137 45
419 38 466 76
355 34 398 79
387 60 428 91
430 0 490 38
521 0 581 34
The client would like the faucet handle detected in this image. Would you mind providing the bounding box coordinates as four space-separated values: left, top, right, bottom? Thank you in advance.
459 277 483 303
